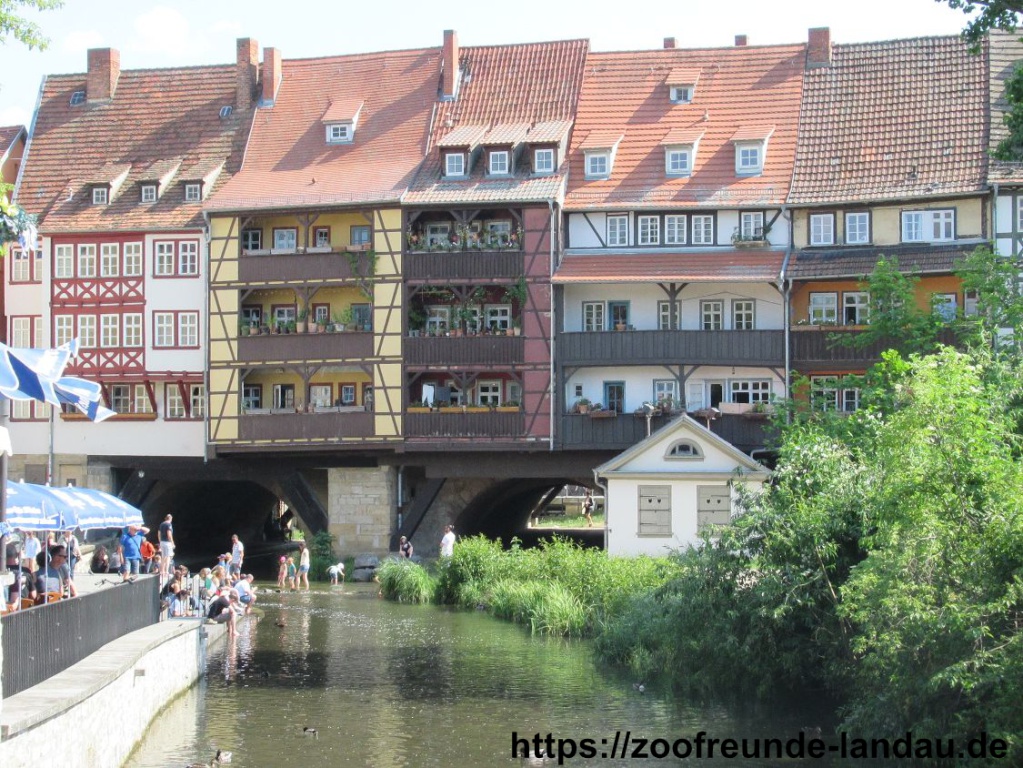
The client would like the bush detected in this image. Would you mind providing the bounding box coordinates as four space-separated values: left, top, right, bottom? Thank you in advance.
377 559 435 604
308 530 336 582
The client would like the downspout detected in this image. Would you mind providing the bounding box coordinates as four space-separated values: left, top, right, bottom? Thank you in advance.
548 198 556 451
779 205 793 417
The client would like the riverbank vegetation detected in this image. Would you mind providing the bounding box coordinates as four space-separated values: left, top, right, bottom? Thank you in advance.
377 537 680 635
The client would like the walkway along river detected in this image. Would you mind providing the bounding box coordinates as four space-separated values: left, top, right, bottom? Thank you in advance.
124 584 832 767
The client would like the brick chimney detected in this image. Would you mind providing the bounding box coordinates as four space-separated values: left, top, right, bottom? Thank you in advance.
262 47 282 106
442 29 460 100
807 27 832 68
663 37 677 49
87 48 120 103
735 34 748 47
236 38 259 111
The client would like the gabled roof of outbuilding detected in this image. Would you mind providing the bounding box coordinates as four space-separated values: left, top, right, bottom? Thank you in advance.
16 64 253 232
564 43 805 211
0 125 25 166
788 36 988 205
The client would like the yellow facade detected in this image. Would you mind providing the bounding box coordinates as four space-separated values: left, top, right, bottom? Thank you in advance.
791 275 966 322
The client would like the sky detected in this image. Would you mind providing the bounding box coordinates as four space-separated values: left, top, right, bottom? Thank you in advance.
0 0 978 129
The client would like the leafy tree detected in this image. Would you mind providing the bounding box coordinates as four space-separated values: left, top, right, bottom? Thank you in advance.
993 62 1023 160
938 0 1023 48
0 0 63 51
956 244 1023 339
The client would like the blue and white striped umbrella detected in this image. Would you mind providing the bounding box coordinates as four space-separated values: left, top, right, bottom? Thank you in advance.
2 481 143 531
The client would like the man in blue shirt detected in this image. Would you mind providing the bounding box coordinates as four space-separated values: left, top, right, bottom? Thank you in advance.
119 524 150 582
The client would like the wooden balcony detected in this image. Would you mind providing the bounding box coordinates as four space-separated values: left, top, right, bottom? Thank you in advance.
405 250 524 282
405 334 525 367
404 410 524 438
559 330 785 367
238 248 369 283
238 410 374 441
237 330 374 363
558 412 772 452
790 327 959 372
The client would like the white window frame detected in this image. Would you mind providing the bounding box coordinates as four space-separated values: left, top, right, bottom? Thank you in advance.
242 384 262 411
178 241 199 275
533 148 554 174
309 384 332 408
740 211 765 240
637 215 660 246
155 242 175 276
669 85 693 103
484 304 511 331
78 244 97 278
241 229 263 251
730 379 771 404
339 384 356 406
426 305 450 333
100 243 119 277
732 299 755 330
664 215 687 245
92 187 108 205
692 215 714 245
11 318 31 348
902 209 955 243
54 315 74 347
701 300 723 331
184 183 201 203
845 212 870 244
653 379 679 405
141 184 157 203
326 123 350 143
810 213 835 246
665 148 691 176
585 152 609 179
488 150 509 175
476 380 502 406
78 315 96 348
657 300 681 330
933 293 957 322
100 314 119 348
10 250 30 282
178 313 199 347
166 386 186 419
154 313 175 347
123 242 142 276
55 245 74 278
582 302 605 332
843 292 870 325
123 313 142 347
735 143 763 175
273 229 298 251
606 215 629 247
809 292 838 325
445 152 466 178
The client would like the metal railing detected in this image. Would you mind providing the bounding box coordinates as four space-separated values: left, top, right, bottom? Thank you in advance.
1 575 160 698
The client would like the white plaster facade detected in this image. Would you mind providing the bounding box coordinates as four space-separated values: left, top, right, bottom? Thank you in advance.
596 415 769 557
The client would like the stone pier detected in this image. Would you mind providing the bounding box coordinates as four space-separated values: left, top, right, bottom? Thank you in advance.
327 466 395 555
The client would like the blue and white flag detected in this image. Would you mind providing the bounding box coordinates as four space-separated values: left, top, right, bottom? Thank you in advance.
0 340 114 422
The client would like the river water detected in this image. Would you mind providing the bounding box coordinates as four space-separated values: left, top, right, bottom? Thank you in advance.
124 584 832 767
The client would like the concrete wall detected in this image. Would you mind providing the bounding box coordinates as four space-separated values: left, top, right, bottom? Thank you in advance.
0 619 227 767
327 466 396 555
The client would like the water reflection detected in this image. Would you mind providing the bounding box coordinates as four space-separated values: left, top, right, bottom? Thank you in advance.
124 585 832 767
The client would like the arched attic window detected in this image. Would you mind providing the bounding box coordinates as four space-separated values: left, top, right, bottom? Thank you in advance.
665 439 702 460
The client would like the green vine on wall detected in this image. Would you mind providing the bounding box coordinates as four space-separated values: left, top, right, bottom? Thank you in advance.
345 248 377 299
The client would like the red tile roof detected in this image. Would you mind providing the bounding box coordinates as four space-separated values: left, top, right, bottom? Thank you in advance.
482 122 531 146
437 124 488 149
788 36 987 204
405 39 588 206
0 125 25 162
565 44 805 210
660 128 704 145
786 242 976 280
730 125 774 142
553 250 785 283
320 99 364 123
209 47 442 212
989 32 1023 182
17 64 253 232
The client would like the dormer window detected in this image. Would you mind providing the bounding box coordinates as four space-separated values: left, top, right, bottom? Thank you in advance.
665 148 691 176
586 152 609 179
534 148 554 175
92 187 108 205
445 152 466 178
669 85 694 104
489 150 509 176
141 185 157 203
736 144 762 175
326 123 352 144
70 91 86 107
184 183 201 203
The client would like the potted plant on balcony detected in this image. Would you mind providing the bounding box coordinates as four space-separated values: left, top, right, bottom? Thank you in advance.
496 400 520 413
743 401 773 420
573 397 591 414
296 308 308 334
407 400 431 413
286 320 297 334
240 321 251 336
502 276 528 308
589 403 616 419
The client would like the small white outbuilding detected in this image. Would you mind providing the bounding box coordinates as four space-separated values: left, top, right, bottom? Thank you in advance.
595 414 770 557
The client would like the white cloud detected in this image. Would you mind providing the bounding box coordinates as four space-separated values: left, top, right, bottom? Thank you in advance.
61 30 105 54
